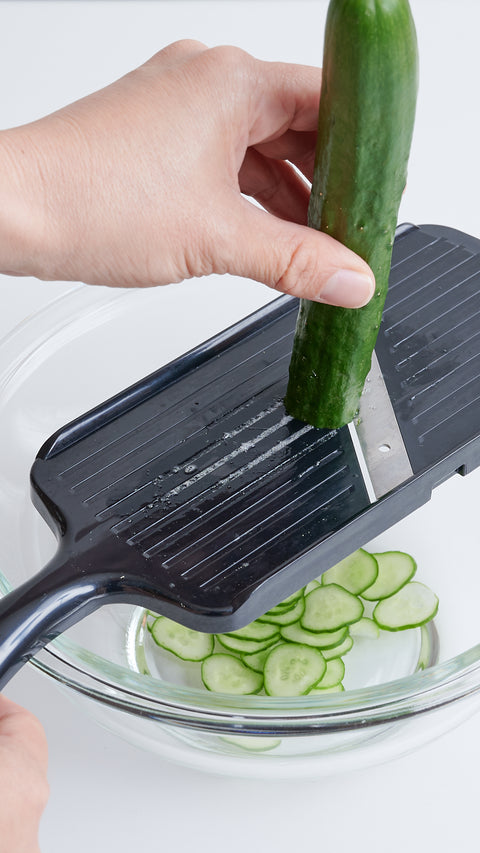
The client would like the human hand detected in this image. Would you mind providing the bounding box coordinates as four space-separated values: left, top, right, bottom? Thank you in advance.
0 695 49 853
0 40 374 307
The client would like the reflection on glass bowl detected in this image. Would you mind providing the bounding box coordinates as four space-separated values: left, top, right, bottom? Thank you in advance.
0 283 479 779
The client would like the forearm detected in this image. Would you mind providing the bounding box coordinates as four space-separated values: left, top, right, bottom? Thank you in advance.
0 126 48 278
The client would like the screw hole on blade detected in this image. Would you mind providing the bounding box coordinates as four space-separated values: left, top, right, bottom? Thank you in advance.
378 444 392 453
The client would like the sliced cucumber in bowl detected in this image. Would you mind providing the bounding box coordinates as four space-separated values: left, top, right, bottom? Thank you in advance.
138 546 439 699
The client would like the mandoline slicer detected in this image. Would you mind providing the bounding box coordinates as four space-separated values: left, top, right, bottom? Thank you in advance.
1 222 480 687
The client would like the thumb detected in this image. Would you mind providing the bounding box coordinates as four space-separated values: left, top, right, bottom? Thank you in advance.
227 201 375 308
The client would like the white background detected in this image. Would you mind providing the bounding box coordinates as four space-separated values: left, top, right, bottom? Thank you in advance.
1 2 480 851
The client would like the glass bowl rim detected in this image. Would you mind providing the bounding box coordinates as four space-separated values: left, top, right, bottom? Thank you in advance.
1 284 480 735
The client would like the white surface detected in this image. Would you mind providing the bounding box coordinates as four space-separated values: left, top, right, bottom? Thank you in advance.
1 1 480 851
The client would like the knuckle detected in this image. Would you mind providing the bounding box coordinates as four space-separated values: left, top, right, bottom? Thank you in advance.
275 240 318 298
201 44 252 80
153 39 207 64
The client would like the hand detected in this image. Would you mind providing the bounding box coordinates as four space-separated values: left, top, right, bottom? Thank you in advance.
0 695 49 853
0 40 374 307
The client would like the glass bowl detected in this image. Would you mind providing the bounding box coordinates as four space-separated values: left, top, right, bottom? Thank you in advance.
1 280 479 780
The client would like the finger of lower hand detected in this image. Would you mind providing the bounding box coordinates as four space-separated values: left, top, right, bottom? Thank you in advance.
239 150 310 225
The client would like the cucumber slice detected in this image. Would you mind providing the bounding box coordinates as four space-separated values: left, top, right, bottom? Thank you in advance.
261 589 305 617
146 545 439 698
202 654 263 694
362 551 417 600
264 643 326 697
301 584 364 632
417 624 432 671
305 579 321 594
321 548 378 594
220 735 282 752
373 582 439 631
241 645 281 673
216 633 279 655
225 620 280 642
150 616 214 661
313 656 345 689
309 683 345 695
280 622 348 649
272 589 305 609
258 597 305 626
321 634 354 660
349 616 380 640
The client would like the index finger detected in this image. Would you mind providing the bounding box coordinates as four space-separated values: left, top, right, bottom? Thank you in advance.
246 59 322 147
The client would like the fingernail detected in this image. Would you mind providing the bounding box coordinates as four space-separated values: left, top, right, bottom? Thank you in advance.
318 269 375 308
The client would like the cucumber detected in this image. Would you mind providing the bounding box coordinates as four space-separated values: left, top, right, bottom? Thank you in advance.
150 616 214 661
145 546 439 697
241 645 280 673
263 643 326 697
220 735 282 752
309 683 345 695
321 548 378 595
202 654 264 695
312 656 345 689
361 550 417 600
257 597 305 625
280 622 348 649
284 0 419 428
301 583 364 632
216 633 279 655
373 582 439 631
225 620 280 642
305 579 321 594
349 616 380 639
321 633 354 660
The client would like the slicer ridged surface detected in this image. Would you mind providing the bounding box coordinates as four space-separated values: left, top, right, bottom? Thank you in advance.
48 302 368 600
376 225 480 472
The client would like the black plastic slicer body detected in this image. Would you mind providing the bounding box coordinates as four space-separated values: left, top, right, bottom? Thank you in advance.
1 222 480 687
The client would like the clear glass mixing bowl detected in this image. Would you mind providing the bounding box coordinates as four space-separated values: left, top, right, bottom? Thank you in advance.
0 281 479 779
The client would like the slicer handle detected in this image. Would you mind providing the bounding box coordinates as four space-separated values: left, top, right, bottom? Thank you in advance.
0 549 105 690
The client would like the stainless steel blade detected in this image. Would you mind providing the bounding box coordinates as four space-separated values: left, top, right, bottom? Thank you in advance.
353 351 414 500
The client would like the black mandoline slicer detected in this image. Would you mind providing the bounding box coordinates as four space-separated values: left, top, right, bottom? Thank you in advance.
2 222 480 687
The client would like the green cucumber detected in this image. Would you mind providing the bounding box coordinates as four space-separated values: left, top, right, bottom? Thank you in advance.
241 645 281 673
220 735 282 752
349 616 380 639
284 0 419 428
202 654 264 695
146 545 439 697
321 548 378 594
225 620 280 642
373 581 439 631
312 656 345 689
257 597 305 626
301 583 364 632
309 683 345 695
321 633 354 660
280 622 348 649
361 550 417 600
150 616 214 661
263 643 326 697
216 633 279 655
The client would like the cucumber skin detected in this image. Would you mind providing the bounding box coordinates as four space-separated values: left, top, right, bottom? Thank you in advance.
285 0 418 428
